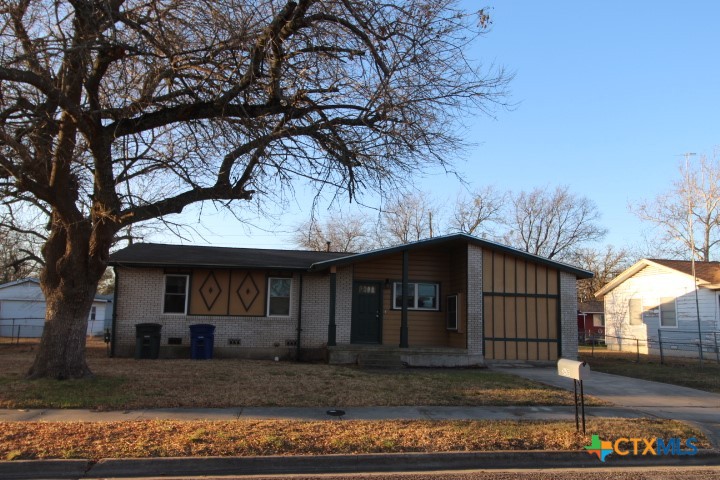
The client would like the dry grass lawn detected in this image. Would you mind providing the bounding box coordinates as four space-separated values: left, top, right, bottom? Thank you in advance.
0 344 603 409
579 347 720 394
1 418 707 460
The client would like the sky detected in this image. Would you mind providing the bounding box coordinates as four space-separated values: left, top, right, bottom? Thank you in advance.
153 0 720 252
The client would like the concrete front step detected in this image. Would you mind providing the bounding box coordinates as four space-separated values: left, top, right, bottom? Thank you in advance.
357 353 405 369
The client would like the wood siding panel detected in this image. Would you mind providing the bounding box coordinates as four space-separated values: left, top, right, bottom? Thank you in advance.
189 269 231 316
353 245 467 348
229 271 266 316
482 249 561 361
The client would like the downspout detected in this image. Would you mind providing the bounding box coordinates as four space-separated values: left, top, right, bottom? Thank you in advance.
110 267 119 358
328 267 337 346
296 273 303 361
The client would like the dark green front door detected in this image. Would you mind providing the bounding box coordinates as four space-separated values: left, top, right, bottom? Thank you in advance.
351 281 382 344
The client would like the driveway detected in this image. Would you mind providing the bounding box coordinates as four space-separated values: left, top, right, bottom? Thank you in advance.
492 366 720 447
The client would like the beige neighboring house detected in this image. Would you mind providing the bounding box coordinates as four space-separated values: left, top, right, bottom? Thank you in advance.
595 259 720 356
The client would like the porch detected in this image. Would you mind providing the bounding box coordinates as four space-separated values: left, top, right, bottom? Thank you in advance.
328 344 485 368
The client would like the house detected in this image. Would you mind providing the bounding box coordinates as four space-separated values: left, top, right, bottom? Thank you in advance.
108 234 592 366
577 300 605 342
595 259 720 356
0 278 112 338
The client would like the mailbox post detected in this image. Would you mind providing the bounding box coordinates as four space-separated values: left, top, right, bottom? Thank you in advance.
557 358 590 433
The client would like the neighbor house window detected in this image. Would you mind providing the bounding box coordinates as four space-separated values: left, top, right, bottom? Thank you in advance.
659 297 677 328
89 306 97 321
393 282 439 310
593 314 605 327
628 299 643 326
267 277 292 316
163 275 189 314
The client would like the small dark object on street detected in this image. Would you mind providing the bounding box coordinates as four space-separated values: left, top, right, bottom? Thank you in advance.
326 409 345 418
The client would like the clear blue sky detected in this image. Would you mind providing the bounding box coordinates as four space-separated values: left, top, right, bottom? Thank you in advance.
154 0 720 251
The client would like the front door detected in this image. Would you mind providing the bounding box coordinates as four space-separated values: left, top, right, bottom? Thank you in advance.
351 281 382 344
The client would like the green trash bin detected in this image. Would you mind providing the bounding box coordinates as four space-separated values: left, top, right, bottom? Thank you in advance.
135 323 162 359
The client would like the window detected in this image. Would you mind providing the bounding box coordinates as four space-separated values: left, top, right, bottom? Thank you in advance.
393 282 439 310
268 277 292 316
593 314 605 327
659 297 677 328
446 295 458 330
163 275 189 314
89 306 97 321
628 299 642 326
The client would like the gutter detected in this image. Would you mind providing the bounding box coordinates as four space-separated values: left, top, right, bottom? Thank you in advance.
296 274 303 361
110 267 119 358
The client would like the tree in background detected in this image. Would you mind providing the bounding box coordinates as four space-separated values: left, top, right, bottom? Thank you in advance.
633 151 720 261
502 186 607 260
448 186 505 238
294 212 374 253
569 245 633 302
0 0 507 378
378 192 441 246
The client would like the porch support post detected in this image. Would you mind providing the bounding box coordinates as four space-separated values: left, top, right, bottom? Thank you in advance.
400 249 409 348
327 266 337 346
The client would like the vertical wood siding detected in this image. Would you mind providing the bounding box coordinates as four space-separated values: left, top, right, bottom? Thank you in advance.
352 244 467 348
482 249 560 361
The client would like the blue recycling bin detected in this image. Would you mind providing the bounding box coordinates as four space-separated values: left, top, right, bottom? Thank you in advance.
189 324 215 360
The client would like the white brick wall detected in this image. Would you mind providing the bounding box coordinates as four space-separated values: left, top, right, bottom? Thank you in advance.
467 244 483 356
560 271 578 359
335 266 353 344
114 268 331 355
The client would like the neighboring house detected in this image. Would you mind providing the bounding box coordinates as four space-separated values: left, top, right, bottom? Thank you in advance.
108 234 592 366
577 300 605 342
0 278 111 338
596 259 720 356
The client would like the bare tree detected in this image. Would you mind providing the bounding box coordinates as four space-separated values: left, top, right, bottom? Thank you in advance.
295 212 373 252
448 186 505 238
379 191 441 246
568 245 633 302
503 186 607 260
633 151 720 261
0 0 508 378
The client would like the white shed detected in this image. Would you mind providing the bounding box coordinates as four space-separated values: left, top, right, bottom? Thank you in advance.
0 278 111 338
596 259 720 357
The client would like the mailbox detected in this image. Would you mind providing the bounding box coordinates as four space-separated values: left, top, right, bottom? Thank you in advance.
557 358 590 380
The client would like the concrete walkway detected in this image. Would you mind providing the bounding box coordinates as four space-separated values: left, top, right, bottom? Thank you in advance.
493 366 720 447
0 405 646 423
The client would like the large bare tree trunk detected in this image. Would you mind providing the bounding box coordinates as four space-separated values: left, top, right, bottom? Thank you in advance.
27 216 108 380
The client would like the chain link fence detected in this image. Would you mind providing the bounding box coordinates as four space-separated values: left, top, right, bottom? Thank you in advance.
581 329 720 365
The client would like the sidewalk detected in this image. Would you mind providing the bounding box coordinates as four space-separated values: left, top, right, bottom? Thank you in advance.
492 366 720 447
0 404 646 423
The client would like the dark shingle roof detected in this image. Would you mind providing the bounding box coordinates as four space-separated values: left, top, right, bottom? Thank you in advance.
109 243 350 270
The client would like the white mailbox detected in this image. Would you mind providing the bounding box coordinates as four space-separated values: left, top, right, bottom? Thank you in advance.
557 358 590 381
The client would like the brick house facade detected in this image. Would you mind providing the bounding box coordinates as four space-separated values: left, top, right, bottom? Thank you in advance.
109 234 590 365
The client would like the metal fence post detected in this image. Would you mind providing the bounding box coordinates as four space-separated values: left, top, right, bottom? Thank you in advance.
658 329 664 365
715 332 719 364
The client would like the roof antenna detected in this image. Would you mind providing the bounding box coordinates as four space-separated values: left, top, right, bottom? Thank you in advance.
326 241 331 252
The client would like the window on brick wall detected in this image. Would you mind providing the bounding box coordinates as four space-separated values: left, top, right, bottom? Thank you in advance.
163 274 189 314
267 277 291 316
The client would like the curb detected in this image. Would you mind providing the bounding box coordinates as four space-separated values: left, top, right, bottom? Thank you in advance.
2 450 720 479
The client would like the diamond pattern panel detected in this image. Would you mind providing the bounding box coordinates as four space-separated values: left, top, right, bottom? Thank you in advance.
237 272 260 312
199 271 222 310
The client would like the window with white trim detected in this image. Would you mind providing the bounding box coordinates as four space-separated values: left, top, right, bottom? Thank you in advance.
393 282 439 310
628 298 643 326
89 306 97 321
267 277 292 316
163 275 189 314
659 297 677 328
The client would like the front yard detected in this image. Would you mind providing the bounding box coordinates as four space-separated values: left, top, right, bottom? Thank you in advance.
0 344 601 410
